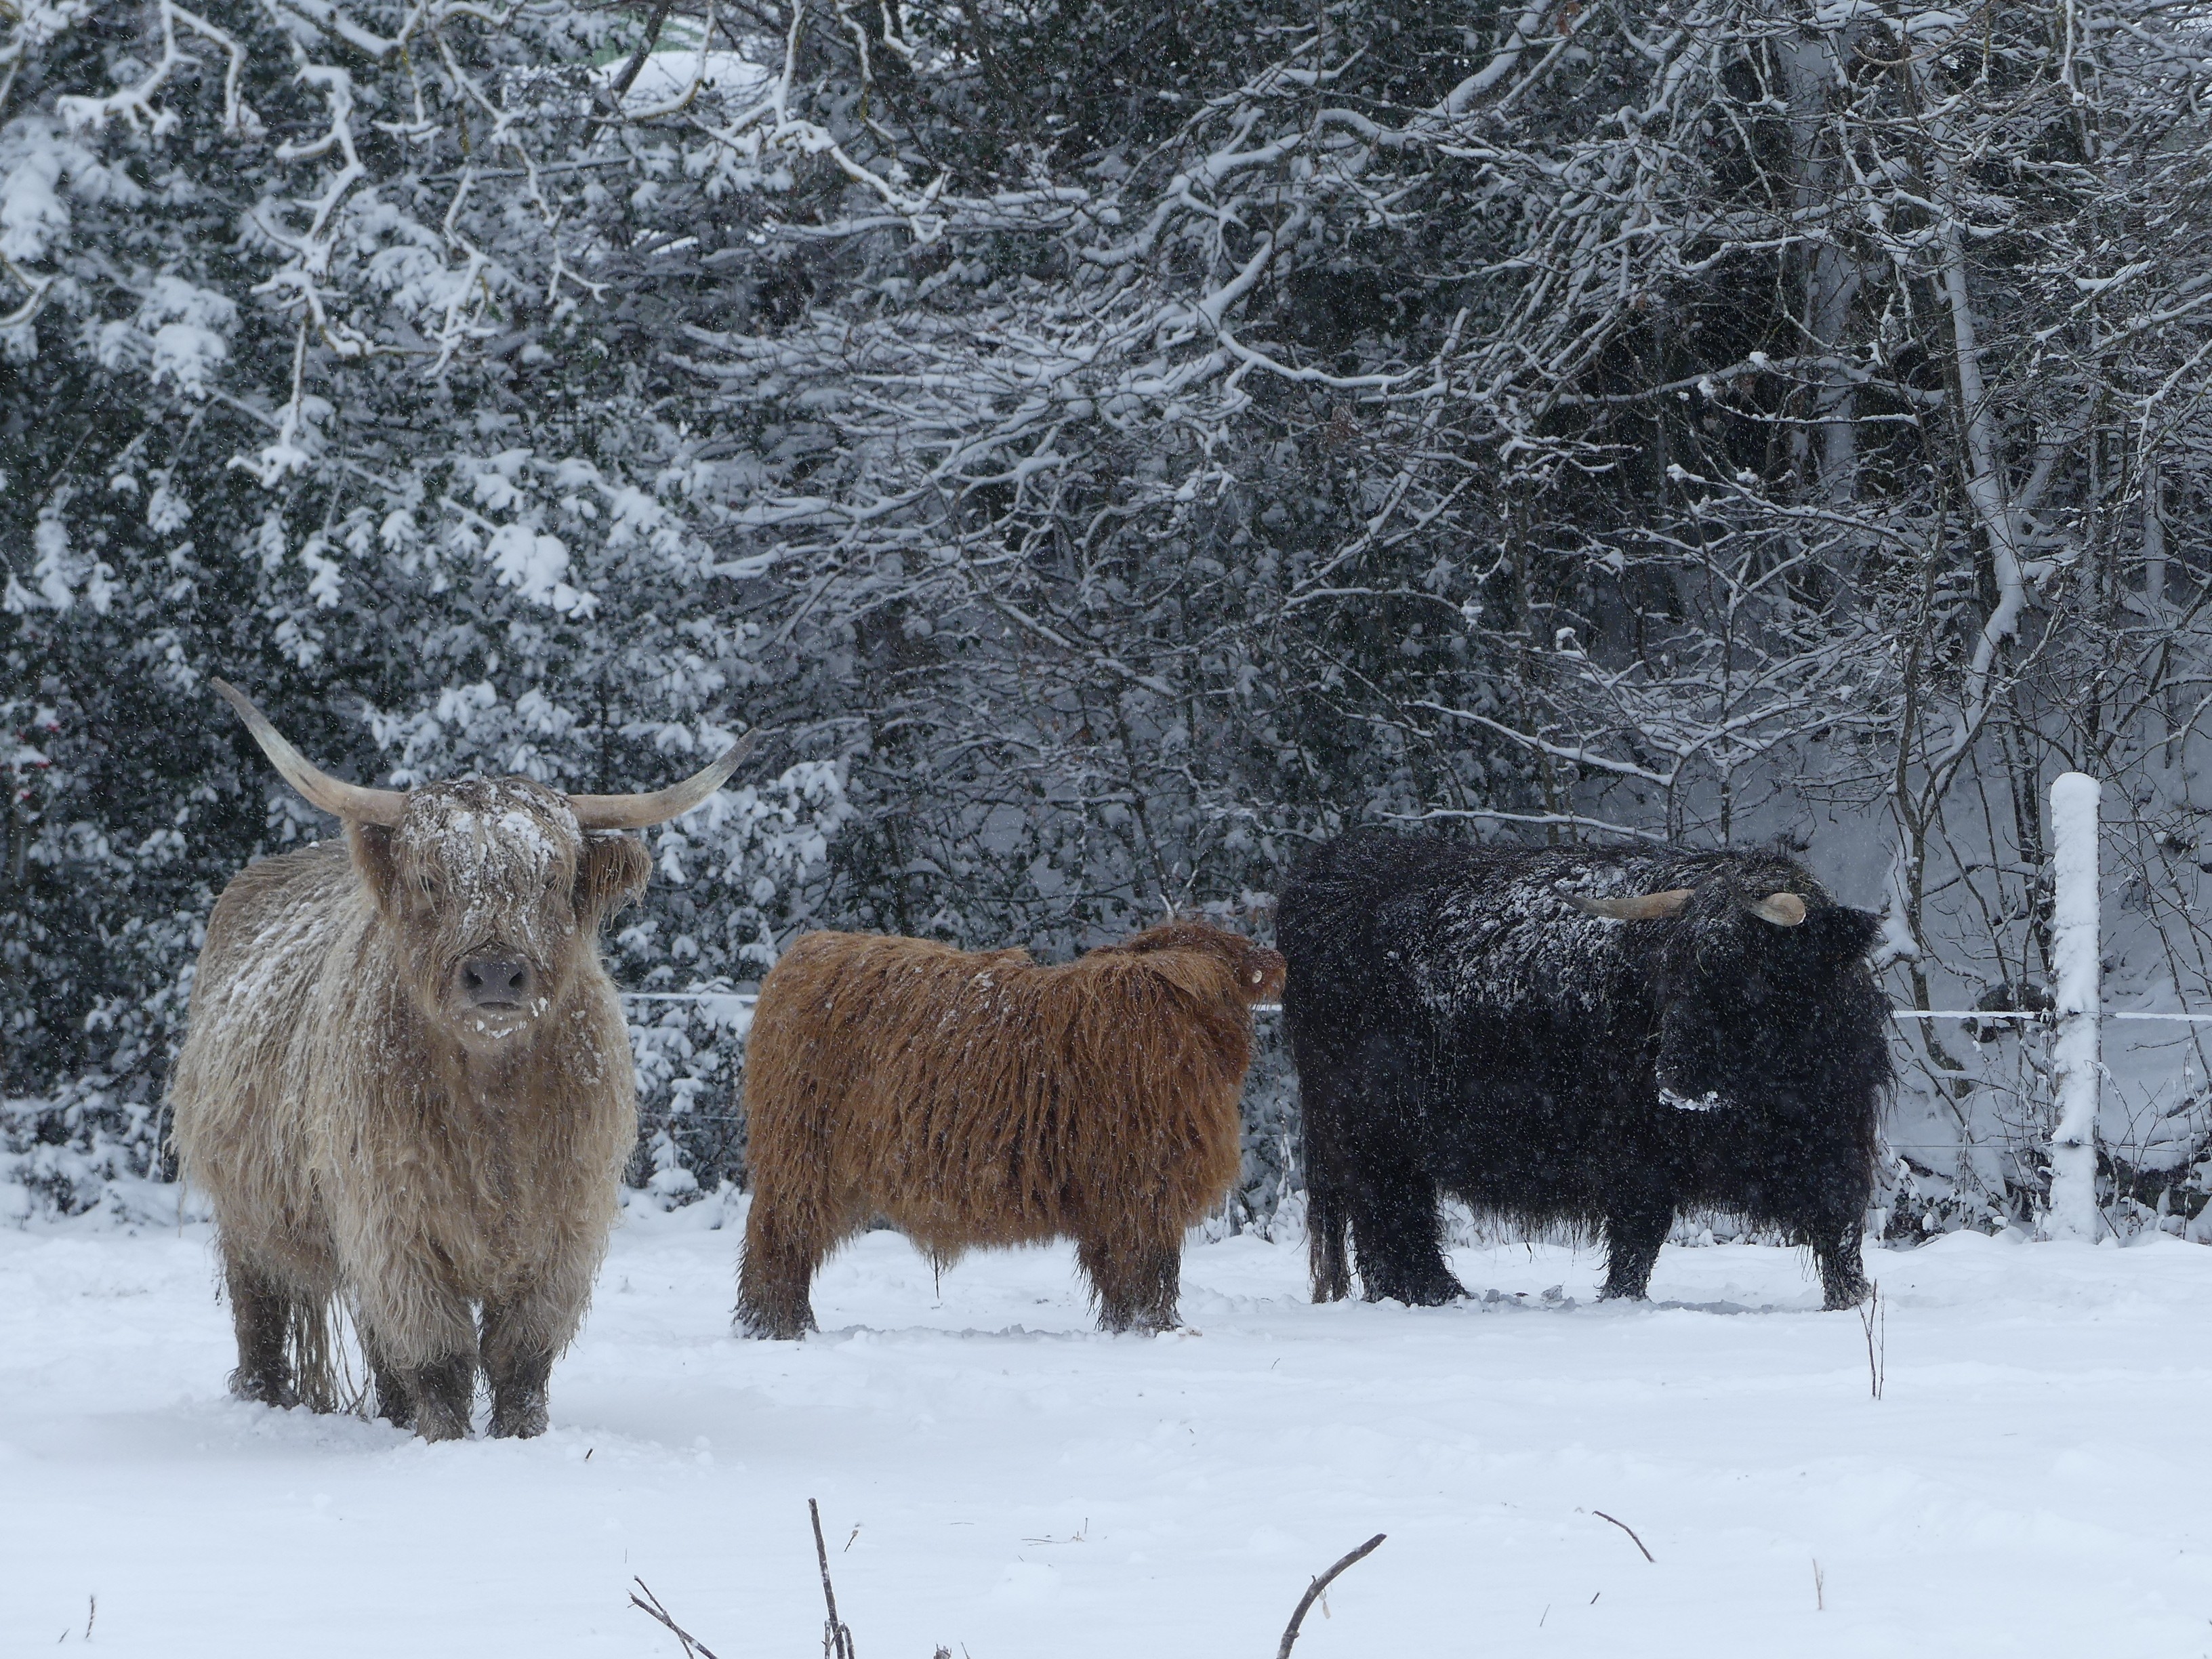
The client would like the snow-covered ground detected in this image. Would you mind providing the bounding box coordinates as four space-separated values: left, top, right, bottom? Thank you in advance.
600 41 773 110
7 1195 2212 1657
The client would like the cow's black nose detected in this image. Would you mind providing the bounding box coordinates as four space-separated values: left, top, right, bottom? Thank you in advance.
460 956 533 1008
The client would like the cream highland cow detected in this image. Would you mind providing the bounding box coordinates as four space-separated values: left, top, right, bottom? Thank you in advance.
169 680 758 1440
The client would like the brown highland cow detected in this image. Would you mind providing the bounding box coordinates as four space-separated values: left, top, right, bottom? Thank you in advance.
169 680 758 1440
735 920 1286 1338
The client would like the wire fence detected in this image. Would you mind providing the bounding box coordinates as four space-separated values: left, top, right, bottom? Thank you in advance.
621 997 2212 1023
621 781 2185 1229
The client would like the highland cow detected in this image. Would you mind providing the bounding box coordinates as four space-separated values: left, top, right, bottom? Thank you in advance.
169 680 758 1439
1279 834 1890 1311
735 919 1286 1337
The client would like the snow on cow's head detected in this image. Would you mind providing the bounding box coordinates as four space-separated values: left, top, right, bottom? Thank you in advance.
209 677 762 1054
349 777 647 1051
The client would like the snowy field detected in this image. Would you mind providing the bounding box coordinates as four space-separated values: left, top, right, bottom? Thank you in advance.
7 1197 2212 1658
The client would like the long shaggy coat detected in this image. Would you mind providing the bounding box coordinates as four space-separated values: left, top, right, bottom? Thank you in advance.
1280 834 1891 1311
169 786 649 1440
736 919 1285 1336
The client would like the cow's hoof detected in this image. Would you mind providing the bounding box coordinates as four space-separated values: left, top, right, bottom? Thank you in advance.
1822 1282 1874 1311
370 1375 417 1429
1368 1278 1467 1308
734 1307 813 1341
414 1403 470 1443
489 1397 549 1439
1100 1311 1180 1335
228 1369 300 1410
1596 1286 1651 1303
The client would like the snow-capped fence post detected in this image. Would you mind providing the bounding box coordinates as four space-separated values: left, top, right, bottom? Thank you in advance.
2046 771 2102 1242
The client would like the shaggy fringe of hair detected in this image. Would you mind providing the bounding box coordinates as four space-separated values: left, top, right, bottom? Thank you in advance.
737 919 1282 1336
274 1293 366 1416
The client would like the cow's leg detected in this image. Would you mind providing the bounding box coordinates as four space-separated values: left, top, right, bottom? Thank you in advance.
480 1299 557 1439
362 1335 415 1431
398 1352 478 1443
1347 1168 1463 1306
1599 1200 1673 1300
1307 1176 1353 1305
1080 1225 1183 1334
1805 1214 1873 1310
359 1338 474 1441
735 1191 828 1340
222 1251 302 1410
1319 1029 1461 1307
480 1257 598 1439
350 1264 479 1442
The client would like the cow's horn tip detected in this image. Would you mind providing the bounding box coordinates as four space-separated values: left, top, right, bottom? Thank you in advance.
694 729 764 795
209 676 278 736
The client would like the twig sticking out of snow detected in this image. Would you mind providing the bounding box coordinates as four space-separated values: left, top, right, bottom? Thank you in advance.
1591 1511 1654 1563
810 1498 857 1659
1275 1533 1387 1659
629 1578 722 1659
1859 1286 1887 1401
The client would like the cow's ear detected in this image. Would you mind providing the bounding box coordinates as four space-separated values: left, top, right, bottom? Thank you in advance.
577 832 651 926
346 821 405 918
1817 905 1884 960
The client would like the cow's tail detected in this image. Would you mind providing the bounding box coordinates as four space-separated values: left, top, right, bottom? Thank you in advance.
1306 1174 1353 1303
286 1292 347 1415
1291 1008 1355 1304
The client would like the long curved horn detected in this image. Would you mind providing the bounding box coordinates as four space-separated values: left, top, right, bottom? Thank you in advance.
1751 891 1807 926
569 729 764 830
212 678 407 826
1570 888 1693 922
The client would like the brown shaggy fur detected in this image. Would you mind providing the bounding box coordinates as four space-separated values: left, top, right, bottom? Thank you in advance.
736 919 1286 1337
169 779 651 1440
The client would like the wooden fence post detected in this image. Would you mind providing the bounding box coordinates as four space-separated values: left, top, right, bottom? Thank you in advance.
2047 771 2102 1242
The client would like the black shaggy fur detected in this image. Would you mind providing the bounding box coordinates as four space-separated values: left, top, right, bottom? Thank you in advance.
1279 833 1891 1311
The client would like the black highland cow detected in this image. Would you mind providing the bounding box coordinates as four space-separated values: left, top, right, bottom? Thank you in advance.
1279 834 1891 1310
